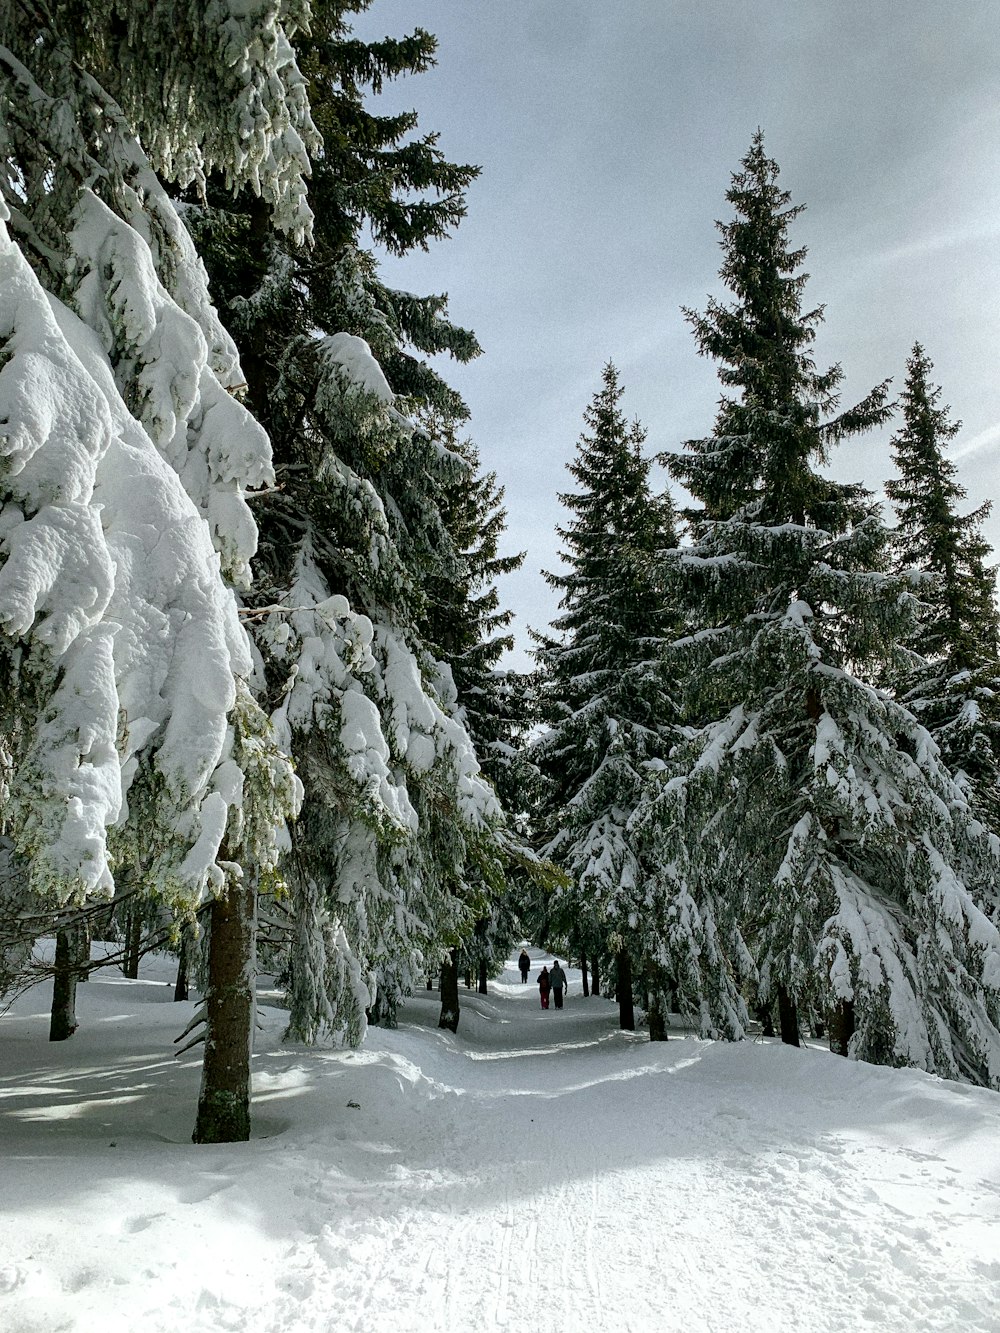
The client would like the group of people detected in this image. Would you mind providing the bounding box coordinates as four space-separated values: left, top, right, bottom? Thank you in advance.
517 949 568 1009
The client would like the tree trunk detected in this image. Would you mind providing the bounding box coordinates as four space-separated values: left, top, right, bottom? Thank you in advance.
77 920 90 981
174 927 190 1002
755 1001 775 1038
580 951 590 998
648 992 668 1041
591 956 601 998
376 989 398 1029
464 968 472 990
438 949 460 1033
123 907 141 979
828 997 855 1057
616 946 635 1031
193 880 256 1144
477 958 488 995
49 926 80 1041
777 985 800 1048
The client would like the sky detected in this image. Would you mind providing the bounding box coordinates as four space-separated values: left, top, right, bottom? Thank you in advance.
353 2 1000 667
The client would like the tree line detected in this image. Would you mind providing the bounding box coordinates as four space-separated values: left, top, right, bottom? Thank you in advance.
0 1 537 1142
1 6 998 1146
533 135 1000 1089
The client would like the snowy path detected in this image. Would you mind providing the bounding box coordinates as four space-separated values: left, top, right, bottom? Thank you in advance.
2 949 1000 1332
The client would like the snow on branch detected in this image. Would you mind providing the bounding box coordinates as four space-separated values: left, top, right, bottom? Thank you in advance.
1 208 277 907
70 191 272 587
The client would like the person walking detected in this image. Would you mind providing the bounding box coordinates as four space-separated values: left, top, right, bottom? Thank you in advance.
549 959 568 1009
518 949 530 983
538 965 551 1009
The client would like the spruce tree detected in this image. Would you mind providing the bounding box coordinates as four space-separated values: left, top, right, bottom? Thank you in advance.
0 0 302 1098
190 4 511 1043
534 362 681 1031
421 432 524 767
886 344 1000 831
645 135 1000 1084
423 428 531 999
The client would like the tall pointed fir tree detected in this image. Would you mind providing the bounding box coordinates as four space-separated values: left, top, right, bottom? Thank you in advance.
0 1 304 1134
188 2 511 1043
419 424 531 997
639 134 1000 1086
534 362 682 1030
885 344 1000 832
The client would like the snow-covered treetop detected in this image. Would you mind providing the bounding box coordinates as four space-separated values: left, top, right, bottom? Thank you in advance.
0 1 318 243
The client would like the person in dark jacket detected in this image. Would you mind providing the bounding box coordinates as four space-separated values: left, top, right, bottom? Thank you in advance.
538 966 551 1009
549 960 568 1009
518 949 530 983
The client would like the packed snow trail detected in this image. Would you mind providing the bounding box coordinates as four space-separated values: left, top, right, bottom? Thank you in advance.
2 948 999 1332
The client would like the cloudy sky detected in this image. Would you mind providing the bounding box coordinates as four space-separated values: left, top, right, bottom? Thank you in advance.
354 1 1000 667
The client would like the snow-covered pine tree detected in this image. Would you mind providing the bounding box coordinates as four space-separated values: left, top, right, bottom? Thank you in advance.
646 134 1000 1086
0 3 306 1134
421 431 523 772
190 4 509 1042
420 424 532 997
885 344 1000 832
534 363 682 1031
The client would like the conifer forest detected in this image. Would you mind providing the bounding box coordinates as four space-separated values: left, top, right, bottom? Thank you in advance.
2 0 1000 1155
4 7 1000 1329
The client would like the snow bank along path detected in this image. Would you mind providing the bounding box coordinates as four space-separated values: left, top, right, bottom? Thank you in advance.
2 947 999 1332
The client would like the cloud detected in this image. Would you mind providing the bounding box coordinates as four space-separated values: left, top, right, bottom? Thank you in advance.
953 423 1000 461
870 221 1000 270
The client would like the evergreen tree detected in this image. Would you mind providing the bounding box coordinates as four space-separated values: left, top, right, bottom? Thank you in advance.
422 426 532 994
886 344 1000 831
421 431 523 767
534 362 681 1030
190 3 511 1043
644 135 1000 1085
0 0 301 1104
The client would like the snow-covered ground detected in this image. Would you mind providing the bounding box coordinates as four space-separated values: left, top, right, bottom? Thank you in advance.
2 947 999 1333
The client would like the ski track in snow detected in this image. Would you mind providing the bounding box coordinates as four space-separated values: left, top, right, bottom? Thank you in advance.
1 949 999 1332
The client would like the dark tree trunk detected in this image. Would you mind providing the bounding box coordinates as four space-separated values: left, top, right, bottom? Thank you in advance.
77 920 90 981
806 685 822 723
591 956 601 998
194 881 256 1144
376 989 398 1029
49 927 81 1041
426 973 435 990
238 198 278 424
174 927 190 1002
648 993 668 1041
464 968 472 989
580 951 590 998
438 949 460 1033
777 985 800 1048
616 946 635 1031
477 958 488 995
123 907 141 979
756 1001 775 1038
91 904 114 942
828 998 855 1057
